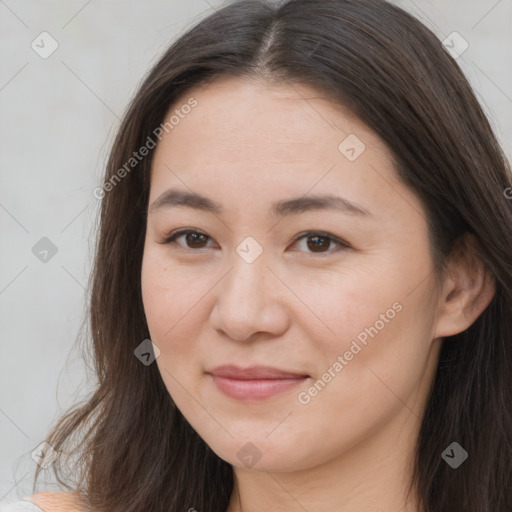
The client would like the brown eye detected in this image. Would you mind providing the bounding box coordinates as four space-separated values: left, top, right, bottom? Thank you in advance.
291 231 349 255
183 232 209 249
306 235 331 252
163 229 213 250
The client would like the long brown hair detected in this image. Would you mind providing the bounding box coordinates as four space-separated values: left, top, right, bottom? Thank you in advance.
33 1 512 510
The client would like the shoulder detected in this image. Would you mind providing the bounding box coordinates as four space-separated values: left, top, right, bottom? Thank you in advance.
0 491 88 512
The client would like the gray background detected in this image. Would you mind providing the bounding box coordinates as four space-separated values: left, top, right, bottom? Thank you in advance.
1 0 511 501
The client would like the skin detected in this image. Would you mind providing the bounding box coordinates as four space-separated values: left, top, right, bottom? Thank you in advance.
140 76 495 512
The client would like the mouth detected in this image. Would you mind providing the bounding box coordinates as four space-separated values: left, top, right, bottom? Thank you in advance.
206 365 310 401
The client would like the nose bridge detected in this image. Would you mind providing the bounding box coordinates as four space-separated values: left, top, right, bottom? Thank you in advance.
224 236 269 307
210 235 288 341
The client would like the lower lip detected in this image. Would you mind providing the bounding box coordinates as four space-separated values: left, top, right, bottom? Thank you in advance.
209 374 308 401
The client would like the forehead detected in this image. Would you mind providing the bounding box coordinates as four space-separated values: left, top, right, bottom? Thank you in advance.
160 76 390 160
148 76 424 228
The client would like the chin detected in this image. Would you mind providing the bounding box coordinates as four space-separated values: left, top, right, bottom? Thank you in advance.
204 435 320 473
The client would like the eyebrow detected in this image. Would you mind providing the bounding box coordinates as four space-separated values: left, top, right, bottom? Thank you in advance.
149 188 372 218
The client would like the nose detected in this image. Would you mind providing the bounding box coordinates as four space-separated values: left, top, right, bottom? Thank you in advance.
209 246 290 342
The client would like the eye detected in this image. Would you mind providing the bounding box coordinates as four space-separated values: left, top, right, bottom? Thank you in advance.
289 231 350 255
160 228 350 255
162 229 215 250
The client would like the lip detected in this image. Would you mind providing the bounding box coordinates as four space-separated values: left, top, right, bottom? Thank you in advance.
208 364 309 380
207 365 310 401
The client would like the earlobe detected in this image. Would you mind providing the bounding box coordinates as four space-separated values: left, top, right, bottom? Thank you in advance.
433 234 496 338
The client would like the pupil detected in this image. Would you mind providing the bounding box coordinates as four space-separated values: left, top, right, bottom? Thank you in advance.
307 236 328 252
187 233 206 248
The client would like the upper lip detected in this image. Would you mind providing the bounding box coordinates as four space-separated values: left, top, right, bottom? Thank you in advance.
207 365 309 380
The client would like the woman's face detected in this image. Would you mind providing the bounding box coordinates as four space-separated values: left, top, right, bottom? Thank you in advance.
141 76 444 472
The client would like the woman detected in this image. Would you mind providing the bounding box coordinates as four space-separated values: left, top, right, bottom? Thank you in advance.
2 0 511 511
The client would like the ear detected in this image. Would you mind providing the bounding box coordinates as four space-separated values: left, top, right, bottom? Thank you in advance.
433 233 496 338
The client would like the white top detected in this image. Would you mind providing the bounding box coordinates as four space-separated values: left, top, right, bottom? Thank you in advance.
0 500 44 512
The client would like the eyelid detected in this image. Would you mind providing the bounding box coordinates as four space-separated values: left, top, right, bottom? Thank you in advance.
291 230 350 248
159 228 351 254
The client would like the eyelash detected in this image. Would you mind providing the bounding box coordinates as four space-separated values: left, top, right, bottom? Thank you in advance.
160 229 350 256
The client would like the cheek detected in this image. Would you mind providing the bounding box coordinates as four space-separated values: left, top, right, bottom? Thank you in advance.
290 302 430 464
311 299 434 429
291 261 435 408
285 264 401 351
141 251 205 356
141 251 211 417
